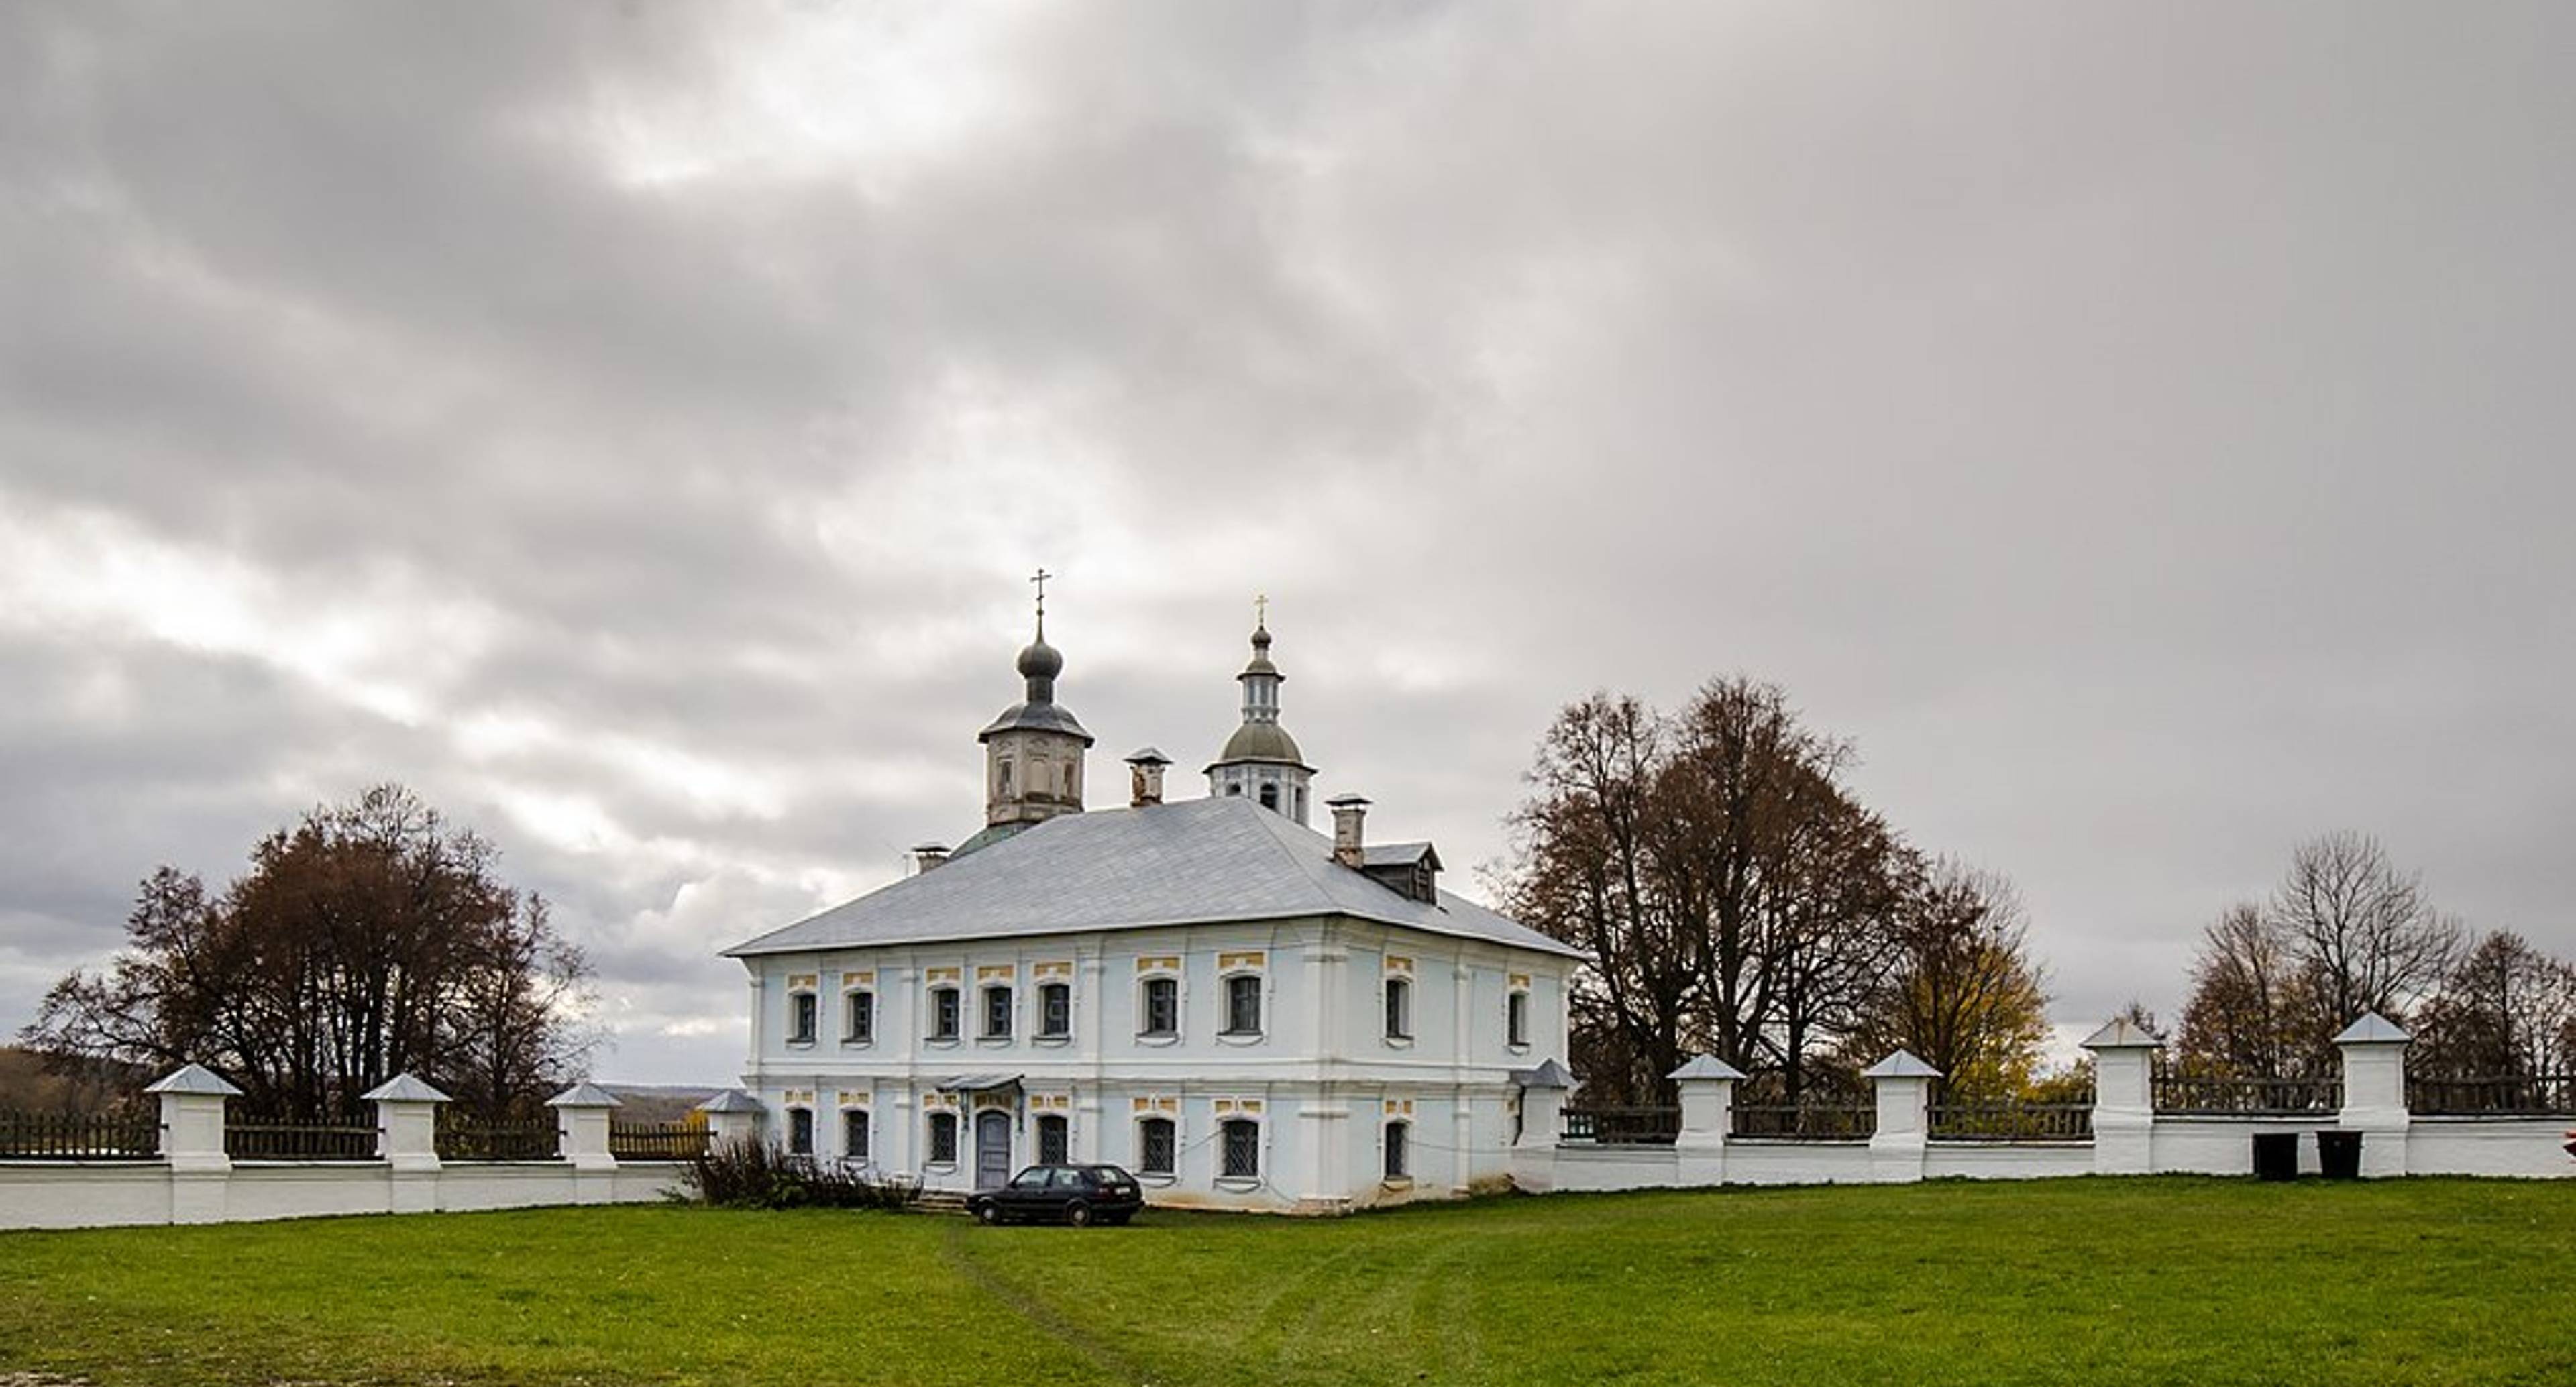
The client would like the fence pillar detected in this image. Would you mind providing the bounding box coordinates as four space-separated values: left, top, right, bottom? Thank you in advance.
146 1064 239 1224
1669 1055 1743 1186
2334 1013 2412 1178
363 1074 449 1214
696 1090 768 1148
2082 1017 2160 1176
1507 1060 1576 1194
1863 1051 1940 1184
549 1082 622 1186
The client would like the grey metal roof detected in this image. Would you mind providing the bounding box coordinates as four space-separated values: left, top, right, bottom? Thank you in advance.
361 1073 453 1103
145 1062 243 1097
696 1090 766 1114
1362 842 1441 870
977 700 1094 742
1861 1050 1943 1079
728 795 1582 959
1212 720 1307 768
1668 1055 1748 1082
1511 1059 1580 1089
2334 1012 2412 1044
547 1082 625 1109
934 1074 1023 1093
2080 1017 2163 1050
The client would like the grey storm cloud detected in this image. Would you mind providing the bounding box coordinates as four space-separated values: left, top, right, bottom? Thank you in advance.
4 1 2573 1080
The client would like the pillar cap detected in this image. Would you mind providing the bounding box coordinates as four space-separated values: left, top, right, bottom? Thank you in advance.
2334 1012 2411 1044
695 1089 767 1114
1862 1050 1943 1080
145 1062 244 1097
361 1073 453 1104
547 1081 625 1109
1509 1058 1579 1090
1668 1055 1748 1082
2080 1017 2163 1050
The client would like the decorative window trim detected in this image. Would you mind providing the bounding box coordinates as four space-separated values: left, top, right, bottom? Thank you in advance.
1383 975 1413 1044
1136 970 1181 1041
786 989 819 1047
928 984 963 1043
980 983 1015 1041
1134 1112 1179 1182
1036 980 1073 1040
842 989 876 1046
1218 968 1265 1041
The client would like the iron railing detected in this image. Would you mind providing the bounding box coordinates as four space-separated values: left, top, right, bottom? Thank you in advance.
610 1123 712 1160
435 1116 559 1161
1560 1107 1682 1146
1929 1099 2094 1142
2151 1072 2340 1115
225 1117 378 1161
0 1109 160 1160
2407 1074 2576 1117
1730 1103 1876 1140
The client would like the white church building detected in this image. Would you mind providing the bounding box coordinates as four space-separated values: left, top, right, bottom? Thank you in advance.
721 596 1580 1213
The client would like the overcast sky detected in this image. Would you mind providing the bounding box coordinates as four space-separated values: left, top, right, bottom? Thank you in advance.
4 3 2571 1085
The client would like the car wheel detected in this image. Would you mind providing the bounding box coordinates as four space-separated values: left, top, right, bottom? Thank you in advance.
1065 1201 1093 1227
976 1204 1002 1225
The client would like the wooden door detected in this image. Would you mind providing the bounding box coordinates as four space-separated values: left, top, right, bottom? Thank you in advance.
975 1109 1012 1190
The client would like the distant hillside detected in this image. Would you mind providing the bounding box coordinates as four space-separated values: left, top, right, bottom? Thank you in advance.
0 1046 152 1114
599 1084 722 1125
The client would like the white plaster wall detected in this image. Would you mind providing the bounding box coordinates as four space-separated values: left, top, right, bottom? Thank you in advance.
2407 1120 2573 1178
1923 1144 2097 1180
2150 1118 2329 1176
0 1164 172 1229
0 1160 692 1231
1717 1142 1876 1187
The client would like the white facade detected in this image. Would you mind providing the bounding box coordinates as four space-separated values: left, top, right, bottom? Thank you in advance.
738 915 1572 1213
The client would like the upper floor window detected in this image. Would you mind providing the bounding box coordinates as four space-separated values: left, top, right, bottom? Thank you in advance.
788 1107 814 1156
1507 990 1530 1048
844 991 875 1044
1384 1121 1409 1180
1039 982 1071 1038
928 1111 958 1165
983 985 1014 1039
1220 1119 1259 1180
1383 977 1412 1041
1140 977 1179 1037
1258 783 1279 812
930 986 961 1041
788 991 818 1044
843 1108 870 1162
1138 1117 1175 1176
1038 1114 1069 1166
1223 974 1263 1036
996 758 1014 797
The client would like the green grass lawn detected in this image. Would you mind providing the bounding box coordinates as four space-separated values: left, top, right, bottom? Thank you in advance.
3 1177 2572 1386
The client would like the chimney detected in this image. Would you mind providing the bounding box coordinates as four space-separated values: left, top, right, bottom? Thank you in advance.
1125 747 1171 808
909 842 951 875
1326 794 1370 867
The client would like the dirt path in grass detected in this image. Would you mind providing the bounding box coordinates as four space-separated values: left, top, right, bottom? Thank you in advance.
936 1220 1159 1386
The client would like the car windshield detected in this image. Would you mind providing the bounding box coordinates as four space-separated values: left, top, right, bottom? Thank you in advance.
1090 1167 1127 1184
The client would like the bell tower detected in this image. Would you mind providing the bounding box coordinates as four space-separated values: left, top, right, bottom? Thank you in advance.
976 569 1093 832
1205 596 1316 825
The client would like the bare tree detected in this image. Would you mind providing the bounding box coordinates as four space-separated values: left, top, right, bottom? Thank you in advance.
2411 931 2576 1078
2176 902 2328 1078
1845 861 2050 1101
2270 831 2461 1028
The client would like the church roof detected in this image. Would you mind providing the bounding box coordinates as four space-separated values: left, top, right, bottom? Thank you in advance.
1212 719 1307 769
977 700 1093 743
728 795 1581 960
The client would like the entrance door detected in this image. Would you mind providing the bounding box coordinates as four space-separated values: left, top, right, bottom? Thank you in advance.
975 1109 1013 1190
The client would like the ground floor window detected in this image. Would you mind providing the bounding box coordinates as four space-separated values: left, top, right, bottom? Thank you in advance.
1038 1113 1068 1165
1384 1121 1409 1180
788 1107 814 1156
1220 1119 1259 1180
928 1111 958 1165
843 1108 869 1162
1138 1117 1175 1176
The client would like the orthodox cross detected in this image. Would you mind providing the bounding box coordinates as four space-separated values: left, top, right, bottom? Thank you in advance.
1254 592 1269 628
1031 567 1052 635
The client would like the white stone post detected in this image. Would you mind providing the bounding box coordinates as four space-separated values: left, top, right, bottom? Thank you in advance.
2334 1013 2412 1178
1508 1060 1576 1194
549 1082 622 1171
1863 1050 1940 1184
1670 1055 1743 1188
145 1064 239 1224
697 1090 767 1150
363 1073 449 1215
2082 1018 2161 1176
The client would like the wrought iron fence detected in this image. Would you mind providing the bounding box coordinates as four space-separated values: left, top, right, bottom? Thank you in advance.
225 1117 379 1161
2407 1074 2576 1116
0 1109 160 1160
1928 1099 2094 1142
610 1123 712 1161
435 1115 559 1161
1730 1102 1876 1140
2151 1071 2340 1115
1560 1107 1681 1145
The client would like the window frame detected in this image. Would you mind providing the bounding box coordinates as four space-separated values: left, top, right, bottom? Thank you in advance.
843 1107 870 1163
1507 989 1530 1049
843 989 875 1046
787 1107 814 1156
788 990 818 1046
1136 1116 1177 1178
1037 1113 1069 1166
1139 975 1180 1039
1384 1120 1409 1182
927 1111 959 1166
981 984 1014 1041
1218 1118 1260 1182
1221 972 1264 1038
1383 977 1412 1042
929 985 961 1042
1037 981 1072 1039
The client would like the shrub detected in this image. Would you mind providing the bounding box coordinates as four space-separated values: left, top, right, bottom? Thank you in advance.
680 1138 922 1210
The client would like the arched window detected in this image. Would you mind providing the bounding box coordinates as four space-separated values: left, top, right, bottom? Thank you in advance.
1038 1114 1069 1165
1138 1117 1176 1176
1224 974 1263 1036
843 990 874 1044
930 986 961 1041
1220 1119 1260 1180
1384 1121 1409 1180
983 985 1014 1039
1038 982 1072 1038
1258 782 1279 812
788 1107 814 1156
996 758 1014 797
928 1111 959 1165
1383 977 1412 1040
1507 990 1530 1048
843 1108 870 1162
1140 977 1179 1037
788 990 818 1044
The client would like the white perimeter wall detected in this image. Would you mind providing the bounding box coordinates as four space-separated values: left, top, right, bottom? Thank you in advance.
0 1160 686 1231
